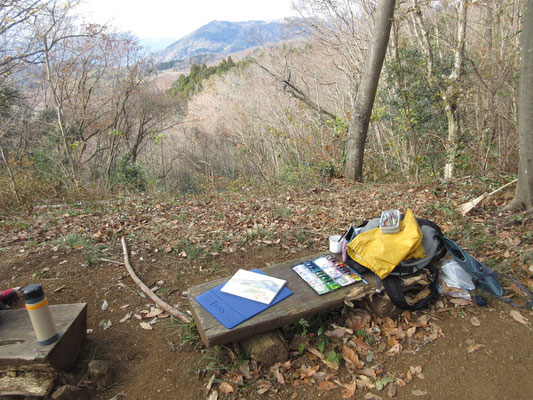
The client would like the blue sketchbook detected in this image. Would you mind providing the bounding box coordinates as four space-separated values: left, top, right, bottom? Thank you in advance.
195 269 293 329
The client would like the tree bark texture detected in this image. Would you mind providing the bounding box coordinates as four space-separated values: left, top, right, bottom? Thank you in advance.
443 0 468 180
240 330 288 367
507 0 533 210
345 0 396 182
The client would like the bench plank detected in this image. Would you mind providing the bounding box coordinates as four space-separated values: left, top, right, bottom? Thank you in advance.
187 253 376 347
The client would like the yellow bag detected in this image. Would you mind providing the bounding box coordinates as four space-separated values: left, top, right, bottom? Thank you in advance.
346 209 426 279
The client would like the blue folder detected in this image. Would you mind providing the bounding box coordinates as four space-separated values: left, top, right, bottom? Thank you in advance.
195 269 293 329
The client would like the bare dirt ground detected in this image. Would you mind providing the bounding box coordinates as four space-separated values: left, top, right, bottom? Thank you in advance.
1 180 532 399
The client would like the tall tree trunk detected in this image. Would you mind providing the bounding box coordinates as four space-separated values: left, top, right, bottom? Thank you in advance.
43 36 78 186
505 0 533 211
345 0 396 182
443 0 467 180
410 0 468 180
0 145 22 205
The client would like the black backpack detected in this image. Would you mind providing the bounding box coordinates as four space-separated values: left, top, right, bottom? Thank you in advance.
342 217 447 310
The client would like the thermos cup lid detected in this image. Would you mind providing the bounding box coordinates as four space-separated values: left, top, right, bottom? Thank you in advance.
22 283 44 301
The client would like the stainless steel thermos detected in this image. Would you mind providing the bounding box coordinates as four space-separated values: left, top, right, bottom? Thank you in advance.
22 283 60 345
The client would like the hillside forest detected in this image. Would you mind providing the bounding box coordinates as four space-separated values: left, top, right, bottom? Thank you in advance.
2 1 533 398
0 0 530 209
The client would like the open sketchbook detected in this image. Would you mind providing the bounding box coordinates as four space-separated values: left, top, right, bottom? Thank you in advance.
220 269 287 305
195 269 293 329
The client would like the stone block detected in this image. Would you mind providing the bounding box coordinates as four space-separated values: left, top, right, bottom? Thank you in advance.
0 303 87 396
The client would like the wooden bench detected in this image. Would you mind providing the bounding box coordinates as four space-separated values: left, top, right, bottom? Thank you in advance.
187 252 378 348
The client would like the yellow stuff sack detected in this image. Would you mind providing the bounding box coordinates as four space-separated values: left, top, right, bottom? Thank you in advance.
346 209 426 279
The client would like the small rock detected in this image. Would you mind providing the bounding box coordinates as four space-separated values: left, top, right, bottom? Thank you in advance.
88 360 114 389
52 385 90 400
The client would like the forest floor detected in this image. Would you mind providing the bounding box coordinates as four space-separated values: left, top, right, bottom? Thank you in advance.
1 179 532 400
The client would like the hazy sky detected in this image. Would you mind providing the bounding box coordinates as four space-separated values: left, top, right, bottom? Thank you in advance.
77 0 297 40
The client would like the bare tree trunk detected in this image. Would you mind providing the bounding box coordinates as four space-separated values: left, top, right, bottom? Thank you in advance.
345 0 396 182
0 145 22 205
409 0 468 180
443 0 467 180
43 36 78 186
505 0 533 211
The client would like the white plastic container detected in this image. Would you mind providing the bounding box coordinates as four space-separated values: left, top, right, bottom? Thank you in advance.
379 209 400 234
329 235 342 253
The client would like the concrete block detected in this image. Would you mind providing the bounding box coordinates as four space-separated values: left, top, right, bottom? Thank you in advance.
0 303 87 396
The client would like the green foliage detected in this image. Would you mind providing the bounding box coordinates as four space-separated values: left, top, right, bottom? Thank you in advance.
377 43 448 176
167 57 237 101
298 318 310 336
110 154 147 192
174 318 200 347
53 233 102 266
315 159 341 179
176 237 205 260
0 86 19 118
277 164 320 188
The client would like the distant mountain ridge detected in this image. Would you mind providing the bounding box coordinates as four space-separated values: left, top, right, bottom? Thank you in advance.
156 20 299 70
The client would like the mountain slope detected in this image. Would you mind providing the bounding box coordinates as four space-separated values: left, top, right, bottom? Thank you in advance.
157 20 298 65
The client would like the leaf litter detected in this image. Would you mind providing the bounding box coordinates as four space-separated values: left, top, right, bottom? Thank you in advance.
2 181 531 399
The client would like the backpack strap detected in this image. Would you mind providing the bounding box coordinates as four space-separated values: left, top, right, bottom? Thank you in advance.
491 272 533 309
416 218 447 260
382 265 440 310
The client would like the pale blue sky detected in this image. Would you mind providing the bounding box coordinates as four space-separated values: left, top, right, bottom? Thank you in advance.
77 0 297 40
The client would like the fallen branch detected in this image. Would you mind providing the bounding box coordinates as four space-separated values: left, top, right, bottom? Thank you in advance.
120 237 190 323
99 258 124 265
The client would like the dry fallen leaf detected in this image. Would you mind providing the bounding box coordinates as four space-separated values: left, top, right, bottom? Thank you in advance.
415 315 430 326
230 374 244 386
306 347 324 359
388 382 397 398
510 310 530 325
406 369 413 381
324 359 339 371
318 381 337 391
345 309 371 331
387 336 399 348
342 345 363 368
218 382 234 394
450 298 471 307
406 326 416 338
256 380 272 394
144 308 163 318
470 316 481 327
342 380 357 399
467 343 485 353
363 393 383 400
119 312 133 323
139 322 152 330
239 363 252 380
409 365 424 379
356 375 375 390
300 365 320 378
411 389 427 396
388 343 402 355
207 390 218 400
270 365 285 384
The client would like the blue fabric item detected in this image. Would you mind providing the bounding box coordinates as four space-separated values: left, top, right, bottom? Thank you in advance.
475 295 487 307
195 269 293 329
443 237 503 297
